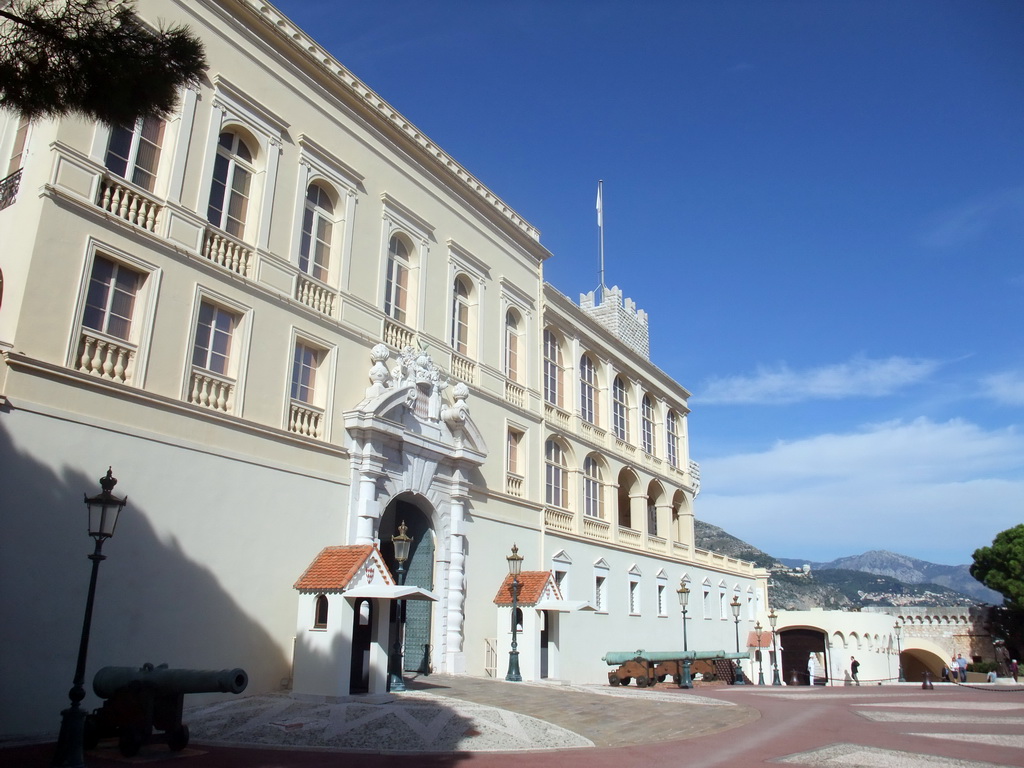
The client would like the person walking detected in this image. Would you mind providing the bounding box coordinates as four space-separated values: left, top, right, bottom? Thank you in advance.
1011 659 1019 682
850 656 860 686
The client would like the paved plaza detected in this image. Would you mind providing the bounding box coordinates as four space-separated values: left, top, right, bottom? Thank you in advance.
3 676 1023 767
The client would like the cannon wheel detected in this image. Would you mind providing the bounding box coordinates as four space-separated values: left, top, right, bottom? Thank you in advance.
636 676 648 688
620 676 631 686
608 673 620 686
657 674 667 683
168 724 190 752
119 726 145 758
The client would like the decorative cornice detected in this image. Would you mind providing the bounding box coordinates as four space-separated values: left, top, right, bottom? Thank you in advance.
239 0 543 246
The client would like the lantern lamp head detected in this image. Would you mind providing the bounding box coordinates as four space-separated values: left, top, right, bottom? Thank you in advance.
83 467 127 541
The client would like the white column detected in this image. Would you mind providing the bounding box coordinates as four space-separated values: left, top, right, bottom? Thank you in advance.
445 493 467 673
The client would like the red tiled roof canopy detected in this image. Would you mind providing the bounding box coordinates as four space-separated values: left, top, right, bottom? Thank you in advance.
493 571 552 606
294 545 375 591
746 629 773 649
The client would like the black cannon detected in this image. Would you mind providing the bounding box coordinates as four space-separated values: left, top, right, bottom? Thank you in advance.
85 662 248 756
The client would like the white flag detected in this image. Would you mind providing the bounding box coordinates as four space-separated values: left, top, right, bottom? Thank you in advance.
596 181 603 227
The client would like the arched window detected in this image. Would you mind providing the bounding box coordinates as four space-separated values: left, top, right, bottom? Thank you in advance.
300 183 334 281
545 439 567 508
583 455 602 518
385 235 412 323
543 329 563 407
666 410 679 468
451 275 472 354
504 309 521 381
314 594 329 628
207 131 254 239
612 376 630 441
105 117 164 192
579 354 598 424
641 394 656 455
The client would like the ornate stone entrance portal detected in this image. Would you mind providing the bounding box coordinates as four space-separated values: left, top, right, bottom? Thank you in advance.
345 343 487 674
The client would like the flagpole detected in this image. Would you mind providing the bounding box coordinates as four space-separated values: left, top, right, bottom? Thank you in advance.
598 180 605 292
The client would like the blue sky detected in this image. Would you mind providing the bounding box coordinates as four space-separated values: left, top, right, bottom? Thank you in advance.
273 0 1024 566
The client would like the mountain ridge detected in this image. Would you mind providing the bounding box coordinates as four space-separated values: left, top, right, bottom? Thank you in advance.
694 521 1002 609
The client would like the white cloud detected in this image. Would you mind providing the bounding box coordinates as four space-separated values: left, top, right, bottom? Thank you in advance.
981 372 1024 406
698 356 941 405
696 418 1024 565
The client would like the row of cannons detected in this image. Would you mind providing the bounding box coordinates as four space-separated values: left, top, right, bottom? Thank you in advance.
604 650 750 688
83 663 248 757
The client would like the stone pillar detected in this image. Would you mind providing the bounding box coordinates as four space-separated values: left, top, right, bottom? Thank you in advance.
446 491 467 673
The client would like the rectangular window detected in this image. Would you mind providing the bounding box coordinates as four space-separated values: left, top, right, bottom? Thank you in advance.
105 117 164 192
82 255 141 340
543 330 562 407
7 115 30 177
291 342 319 404
507 428 521 474
642 397 655 455
385 258 408 323
595 575 606 612
191 302 235 375
667 412 679 468
629 580 639 615
657 584 666 616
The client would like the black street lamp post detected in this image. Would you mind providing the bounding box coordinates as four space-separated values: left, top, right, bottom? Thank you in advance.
676 581 692 688
768 608 782 685
52 468 127 768
755 621 765 685
894 621 905 682
389 521 412 692
505 544 523 682
730 596 745 685
677 581 690 652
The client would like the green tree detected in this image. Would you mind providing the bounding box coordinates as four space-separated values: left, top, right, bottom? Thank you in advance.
0 0 206 126
971 524 1024 609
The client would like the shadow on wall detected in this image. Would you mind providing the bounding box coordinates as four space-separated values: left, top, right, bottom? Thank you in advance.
0 419 289 738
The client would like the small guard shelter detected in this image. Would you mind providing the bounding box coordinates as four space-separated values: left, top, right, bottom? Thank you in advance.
494 570 593 681
293 544 437 696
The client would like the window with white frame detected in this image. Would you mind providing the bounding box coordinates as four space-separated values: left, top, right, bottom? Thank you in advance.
450 275 472 354
579 354 598 424
702 582 712 619
207 131 254 239
641 394 656 455
551 550 571 599
543 329 563 407
191 301 236 376
504 309 521 382
545 439 568 509
82 255 142 341
105 116 164 192
593 561 609 613
6 115 30 177
384 234 412 324
583 454 602 518
507 428 522 475
291 341 320 405
628 569 641 615
299 183 334 282
612 376 630 441
666 410 679 468
657 583 667 616
75 247 158 386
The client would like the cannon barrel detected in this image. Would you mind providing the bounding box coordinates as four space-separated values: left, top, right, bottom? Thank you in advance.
602 650 748 665
93 663 248 699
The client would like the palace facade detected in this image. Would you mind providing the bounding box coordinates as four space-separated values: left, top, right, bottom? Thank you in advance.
0 0 766 736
